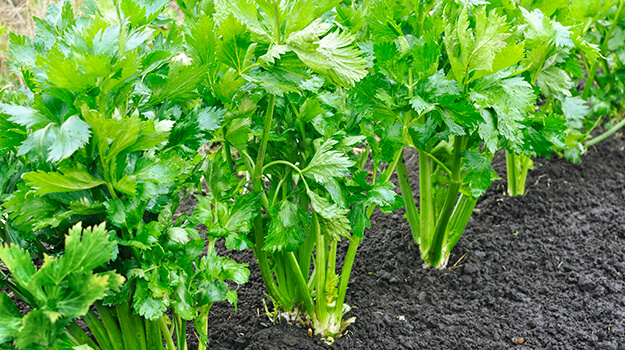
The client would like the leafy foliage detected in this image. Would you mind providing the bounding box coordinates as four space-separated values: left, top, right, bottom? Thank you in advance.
0 223 123 350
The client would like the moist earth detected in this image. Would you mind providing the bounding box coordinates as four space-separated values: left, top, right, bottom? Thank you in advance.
191 134 625 350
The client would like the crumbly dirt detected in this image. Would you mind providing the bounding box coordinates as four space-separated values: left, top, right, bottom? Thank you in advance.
192 134 625 350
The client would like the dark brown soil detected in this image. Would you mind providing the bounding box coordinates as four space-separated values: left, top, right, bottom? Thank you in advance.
197 134 625 350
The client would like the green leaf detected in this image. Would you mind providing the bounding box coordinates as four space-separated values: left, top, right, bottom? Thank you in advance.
308 190 340 220
23 166 105 196
318 215 351 241
288 28 368 87
303 139 355 183
264 200 309 252
0 244 37 288
197 107 226 132
199 247 249 285
470 74 535 143
47 115 92 162
225 193 260 234
13 309 54 350
133 280 168 320
55 272 119 316
214 0 271 41
373 40 408 83
535 66 573 97
0 104 50 128
197 280 228 305
225 117 251 149
364 182 398 208
412 36 440 81
216 13 254 73
261 45 292 64
34 223 118 286
461 151 498 197
114 175 137 196
445 7 511 85
185 16 218 65
561 96 591 129
0 293 21 344
148 62 208 105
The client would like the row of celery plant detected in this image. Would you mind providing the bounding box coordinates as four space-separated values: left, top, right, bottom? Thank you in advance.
2 0 624 347
344 0 567 268
0 1 248 349
505 0 625 195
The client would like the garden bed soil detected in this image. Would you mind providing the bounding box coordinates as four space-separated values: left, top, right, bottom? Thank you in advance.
191 134 625 350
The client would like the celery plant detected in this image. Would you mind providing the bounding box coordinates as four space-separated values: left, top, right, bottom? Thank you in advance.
519 0 625 163
178 0 399 342
0 223 124 350
0 1 247 349
348 1 565 267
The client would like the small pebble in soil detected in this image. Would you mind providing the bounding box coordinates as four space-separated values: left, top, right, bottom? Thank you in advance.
464 263 480 274
578 275 596 292
511 337 524 344
283 336 299 346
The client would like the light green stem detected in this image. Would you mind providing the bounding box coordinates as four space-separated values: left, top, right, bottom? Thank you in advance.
66 320 100 350
427 136 465 268
93 303 123 350
251 94 290 309
418 150 434 259
333 235 359 324
197 304 213 350
586 116 625 146
445 194 478 258
286 252 315 316
396 154 420 244
173 314 187 350
158 316 176 350
145 319 164 350
506 150 518 196
313 212 328 325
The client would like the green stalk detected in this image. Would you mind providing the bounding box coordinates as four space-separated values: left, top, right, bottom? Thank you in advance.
333 142 406 326
158 316 176 350
332 235 359 324
506 150 518 196
427 136 465 268
297 195 314 281
506 151 533 196
251 94 290 309
197 304 213 350
418 150 434 258
286 252 315 316
582 0 624 100
223 141 234 173
327 240 337 278
93 303 124 350
115 300 144 350
274 254 293 303
145 319 164 350
66 320 100 349
444 194 478 258
518 154 532 196
396 154 420 244
83 309 117 350
585 116 625 146
173 314 187 350
313 212 328 325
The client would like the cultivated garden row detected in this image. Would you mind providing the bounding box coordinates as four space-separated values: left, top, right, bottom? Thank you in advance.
0 0 624 348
